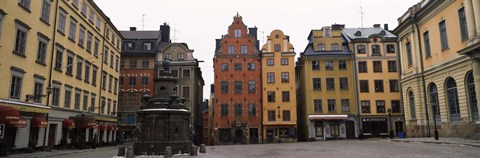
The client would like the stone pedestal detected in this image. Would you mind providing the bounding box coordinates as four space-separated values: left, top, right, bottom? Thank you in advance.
199 144 206 153
126 146 134 158
165 146 172 158
117 146 125 156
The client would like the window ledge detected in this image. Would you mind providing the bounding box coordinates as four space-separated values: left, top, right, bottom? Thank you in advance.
35 61 47 66
18 4 31 13
12 51 27 58
39 18 50 26
57 30 65 36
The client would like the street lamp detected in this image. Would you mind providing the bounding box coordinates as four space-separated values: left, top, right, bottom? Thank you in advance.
387 108 394 139
42 86 53 150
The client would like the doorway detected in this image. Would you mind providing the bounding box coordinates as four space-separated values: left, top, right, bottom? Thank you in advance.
266 129 274 143
395 121 404 136
346 121 355 139
234 129 243 144
48 124 57 149
249 128 259 144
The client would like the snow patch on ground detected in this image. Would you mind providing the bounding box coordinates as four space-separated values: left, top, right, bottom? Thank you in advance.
112 153 191 158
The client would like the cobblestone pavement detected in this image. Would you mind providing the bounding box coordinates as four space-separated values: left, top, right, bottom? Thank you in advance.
391 137 480 147
9 139 479 158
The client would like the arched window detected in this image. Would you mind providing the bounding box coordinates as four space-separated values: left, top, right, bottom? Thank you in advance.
467 72 479 121
446 78 460 121
409 91 416 119
429 84 440 122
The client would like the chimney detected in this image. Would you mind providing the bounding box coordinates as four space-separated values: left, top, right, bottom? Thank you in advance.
130 27 137 31
248 27 258 39
160 23 170 43
384 24 389 31
215 39 221 51
373 24 381 28
331 24 345 30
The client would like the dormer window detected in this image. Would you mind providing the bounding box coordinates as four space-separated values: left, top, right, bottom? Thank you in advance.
234 29 241 38
143 42 152 51
323 27 332 37
380 31 386 35
178 53 185 60
355 31 362 36
124 42 134 50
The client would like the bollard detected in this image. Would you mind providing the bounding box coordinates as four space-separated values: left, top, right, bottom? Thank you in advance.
199 144 206 153
164 146 172 158
126 146 134 158
190 145 197 156
117 146 125 156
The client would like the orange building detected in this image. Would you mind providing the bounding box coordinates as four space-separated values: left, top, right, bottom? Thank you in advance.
213 14 262 145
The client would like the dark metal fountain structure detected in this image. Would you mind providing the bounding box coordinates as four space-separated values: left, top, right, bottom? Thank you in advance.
133 59 191 155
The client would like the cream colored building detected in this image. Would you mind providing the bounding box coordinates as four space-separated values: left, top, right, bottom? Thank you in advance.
261 30 297 143
0 0 121 152
394 0 479 138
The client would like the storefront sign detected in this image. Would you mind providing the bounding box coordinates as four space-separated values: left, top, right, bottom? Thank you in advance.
362 118 386 122
0 104 49 114
0 124 4 139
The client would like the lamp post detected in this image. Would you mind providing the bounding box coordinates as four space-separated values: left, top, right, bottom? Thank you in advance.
42 87 53 150
387 108 394 139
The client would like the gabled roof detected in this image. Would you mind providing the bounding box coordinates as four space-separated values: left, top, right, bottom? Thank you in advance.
342 28 396 40
120 31 161 39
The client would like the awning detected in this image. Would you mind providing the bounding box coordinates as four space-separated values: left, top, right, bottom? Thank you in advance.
107 125 116 131
0 105 27 128
63 119 76 129
31 116 48 128
72 115 97 129
99 125 108 131
308 115 348 120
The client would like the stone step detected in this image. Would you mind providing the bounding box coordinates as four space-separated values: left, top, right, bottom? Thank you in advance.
465 133 480 140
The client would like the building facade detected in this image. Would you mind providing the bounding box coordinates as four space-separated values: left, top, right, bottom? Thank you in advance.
394 0 480 138
343 26 403 138
296 25 357 141
213 14 262 145
0 0 121 153
261 30 297 143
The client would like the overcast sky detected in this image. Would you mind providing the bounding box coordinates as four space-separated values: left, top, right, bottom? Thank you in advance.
94 0 419 99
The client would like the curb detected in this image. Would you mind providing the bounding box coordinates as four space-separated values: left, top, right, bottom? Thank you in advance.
390 139 480 148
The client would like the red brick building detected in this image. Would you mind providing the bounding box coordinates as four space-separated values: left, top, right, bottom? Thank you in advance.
213 14 261 145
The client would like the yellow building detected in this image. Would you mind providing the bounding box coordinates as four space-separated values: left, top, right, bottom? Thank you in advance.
0 0 121 152
343 26 403 138
296 25 357 141
261 30 297 143
394 0 480 138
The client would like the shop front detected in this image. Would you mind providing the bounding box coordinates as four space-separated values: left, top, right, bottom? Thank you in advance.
0 106 27 156
94 115 117 146
72 115 98 149
361 117 388 138
308 115 356 140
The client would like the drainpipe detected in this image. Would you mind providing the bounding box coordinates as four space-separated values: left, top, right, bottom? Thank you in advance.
351 40 361 138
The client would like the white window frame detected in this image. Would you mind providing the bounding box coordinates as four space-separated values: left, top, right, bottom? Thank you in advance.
14 21 30 55
40 0 51 23
10 69 25 100
36 35 49 64
58 9 67 34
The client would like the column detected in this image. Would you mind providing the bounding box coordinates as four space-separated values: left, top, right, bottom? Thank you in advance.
473 59 480 121
465 0 477 39
472 0 480 37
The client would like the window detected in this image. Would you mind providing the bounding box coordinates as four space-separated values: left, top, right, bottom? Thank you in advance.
220 81 228 93
338 60 346 70
391 100 401 113
429 84 441 122
314 99 322 112
266 59 274 66
281 58 288 65
325 60 333 70
318 44 325 51
234 29 241 37
358 61 367 73
313 78 321 90
130 60 137 68
143 42 152 50
234 81 242 93
228 45 235 54
283 110 291 121
326 78 334 90
76 58 83 79
446 78 460 121
439 20 449 50
274 44 281 52
141 76 148 86
0 14 3 42
268 110 276 121
58 10 67 34
240 45 248 54
386 44 395 53
88 10 94 23
387 61 397 72
360 80 369 92
141 60 149 68
312 61 320 70
409 91 416 119
371 45 381 56
94 38 99 56
92 66 97 86
423 31 431 58
323 27 331 37
119 77 123 85
361 101 370 113
183 69 190 78
234 63 242 71
74 90 81 109
72 0 79 8
171 70 178 78
182 86 190 99
247 63 255 70
267 72 275 83
459 7 468 41
282 91 290 102
267 91 275 102
221 63 228 71
84 62 90 83
376 100 385 113
357 45 366 54
10 70 24 99
129 76 136 86
328 99 336 112
124 42 134 50
467 73 479 121
40 0 51 23
14 22 29 55
95 18 101 30
165 53 171 59
78 26 85 47
114 78 118 94
281 72 289 83
177 53 184 60
406 42 413 66
19 0 31 10
339 77 348 90
374 80 384 92
341 99 350 112
68 19 77 41
389 80 399 92
331 44 339 50
64 88 72 108
106 30 110 40
248 104 256 116
33 79 44 103
86 33 92 52
90 94 96 112
81 2 87 16
373 61 382 72
248 81 256 93
36 36 48 64
107 99 111 114
233 104 243 116
52 86 60 106
101 72 107 89
220 104 228 116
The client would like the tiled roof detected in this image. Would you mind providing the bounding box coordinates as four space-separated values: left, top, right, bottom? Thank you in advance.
303 43 352 56
342 28 396 39
120 31 161 39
